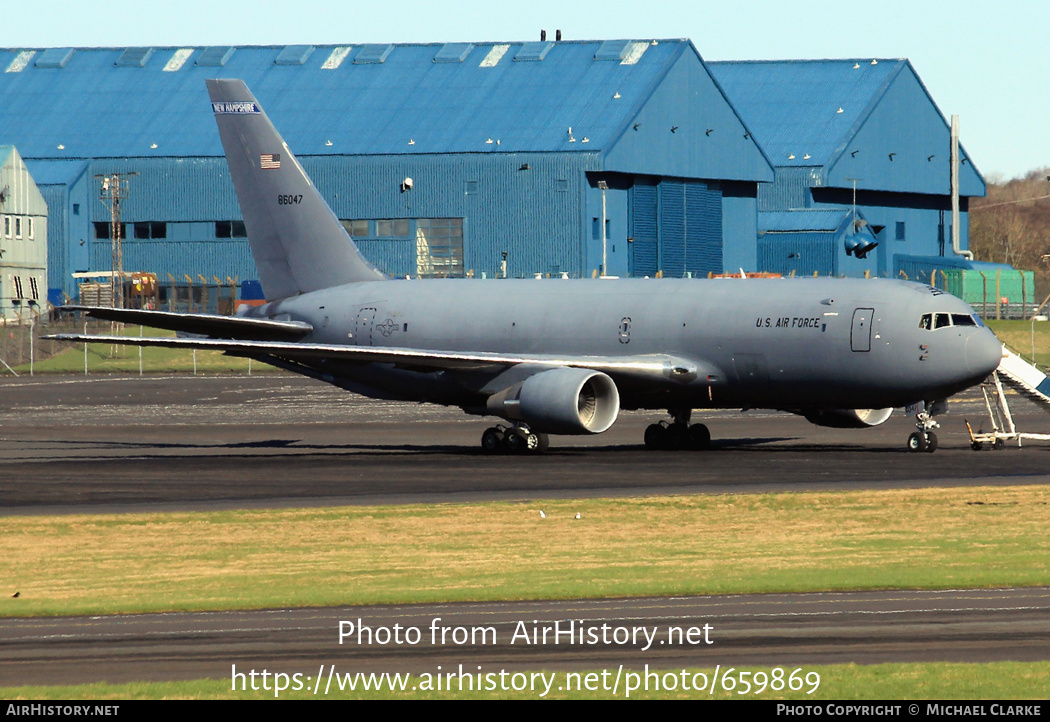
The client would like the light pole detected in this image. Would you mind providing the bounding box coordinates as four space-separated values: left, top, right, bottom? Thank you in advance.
597 180 608 277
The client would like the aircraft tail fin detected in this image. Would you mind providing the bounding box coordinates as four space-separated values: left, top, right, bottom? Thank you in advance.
206 79 386 300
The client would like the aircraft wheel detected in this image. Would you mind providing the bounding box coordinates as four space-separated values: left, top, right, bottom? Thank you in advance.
481 427 505 453
688 423 711 451
907 432 927 453
644 423 666 450
993 438 1005 450
532 432 549 454
924 431 938 453
665 423 688 450
504 430 527 454
970 440 983 451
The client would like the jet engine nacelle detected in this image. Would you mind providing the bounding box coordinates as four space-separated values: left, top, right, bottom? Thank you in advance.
803 408 894 429
487 368 620 435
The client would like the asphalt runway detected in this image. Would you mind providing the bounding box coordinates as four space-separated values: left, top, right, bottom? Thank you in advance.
3 588 1048 687
2 374 1049 689
2 374 1050 513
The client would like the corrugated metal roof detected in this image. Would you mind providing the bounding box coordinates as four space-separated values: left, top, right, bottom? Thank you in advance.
709 59 904 168
0 40 686 159
21 158 88 185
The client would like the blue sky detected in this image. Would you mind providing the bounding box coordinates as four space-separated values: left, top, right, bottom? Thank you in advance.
7 0 1047 181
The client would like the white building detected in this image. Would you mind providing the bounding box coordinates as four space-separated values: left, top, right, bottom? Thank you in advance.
0 145 47 322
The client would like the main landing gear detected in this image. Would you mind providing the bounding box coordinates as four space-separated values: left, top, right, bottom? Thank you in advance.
481 424 549 454
644 409 711 451
906 401 942 453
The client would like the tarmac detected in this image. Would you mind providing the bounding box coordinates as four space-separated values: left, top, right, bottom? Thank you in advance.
2 374 1048 688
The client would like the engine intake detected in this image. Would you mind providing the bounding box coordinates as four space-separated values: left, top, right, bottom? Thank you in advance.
803 408 894 429
487 368 620 435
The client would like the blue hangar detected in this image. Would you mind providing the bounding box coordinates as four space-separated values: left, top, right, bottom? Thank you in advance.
0 39 986 303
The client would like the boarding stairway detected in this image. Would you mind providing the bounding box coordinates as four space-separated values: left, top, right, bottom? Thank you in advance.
966 346 1050 449
996 347 1050 412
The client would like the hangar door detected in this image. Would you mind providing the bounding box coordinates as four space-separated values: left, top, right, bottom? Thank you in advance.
630 179 722 278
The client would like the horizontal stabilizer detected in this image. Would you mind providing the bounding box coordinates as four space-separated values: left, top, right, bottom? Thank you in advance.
58 306 312 341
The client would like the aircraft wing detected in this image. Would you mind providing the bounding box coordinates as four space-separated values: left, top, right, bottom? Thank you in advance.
58 305 313 341
42 332 720 386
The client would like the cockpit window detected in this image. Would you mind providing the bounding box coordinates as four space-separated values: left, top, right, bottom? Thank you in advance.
920 312 980 330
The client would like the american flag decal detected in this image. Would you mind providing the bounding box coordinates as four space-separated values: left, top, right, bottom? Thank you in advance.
260 153 281 169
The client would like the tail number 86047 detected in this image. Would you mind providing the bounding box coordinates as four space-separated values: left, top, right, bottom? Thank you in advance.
277 194 303 205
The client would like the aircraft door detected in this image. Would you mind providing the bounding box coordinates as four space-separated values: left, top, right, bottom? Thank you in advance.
355 307 376 346
851 308 874 352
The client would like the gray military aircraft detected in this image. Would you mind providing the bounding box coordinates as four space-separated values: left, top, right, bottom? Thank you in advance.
48 79 1004 454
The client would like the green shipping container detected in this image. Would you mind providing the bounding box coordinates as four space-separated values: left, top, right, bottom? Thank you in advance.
942 269 1034 317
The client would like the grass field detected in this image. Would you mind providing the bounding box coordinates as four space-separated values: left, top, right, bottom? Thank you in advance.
3 486 1048 618
986 319 1050 368
8 326 280 375
3 661 1047 700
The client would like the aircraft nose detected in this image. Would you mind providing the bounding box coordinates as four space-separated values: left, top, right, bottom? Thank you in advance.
966 329 1003 378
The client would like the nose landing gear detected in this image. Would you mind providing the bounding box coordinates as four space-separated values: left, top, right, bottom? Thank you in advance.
907 401 943 453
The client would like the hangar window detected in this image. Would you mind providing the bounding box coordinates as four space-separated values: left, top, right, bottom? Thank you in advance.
27 217 34 239
134 222 167 239
3 216 9 237
340 220 370 237
215 221 247 238
895 222 906 241
592 217 610 241
14 217 21 239
344 217 465 278
376 219 411 237
94 222 126 240
415 218 464 278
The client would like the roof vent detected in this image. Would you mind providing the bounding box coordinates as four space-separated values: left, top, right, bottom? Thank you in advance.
434 43 473 63
321 46 352 69
163 48 194 72
620 41 648 65
354 44 393 64
116 48 154 68
275 45 314 66
514 41 553 62
5 51 35 73
479 44 509 67
196 47 235 67
35 48 74 69
594 40 633 61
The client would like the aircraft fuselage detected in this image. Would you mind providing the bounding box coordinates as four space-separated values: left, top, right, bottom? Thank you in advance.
247 275 1002 414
